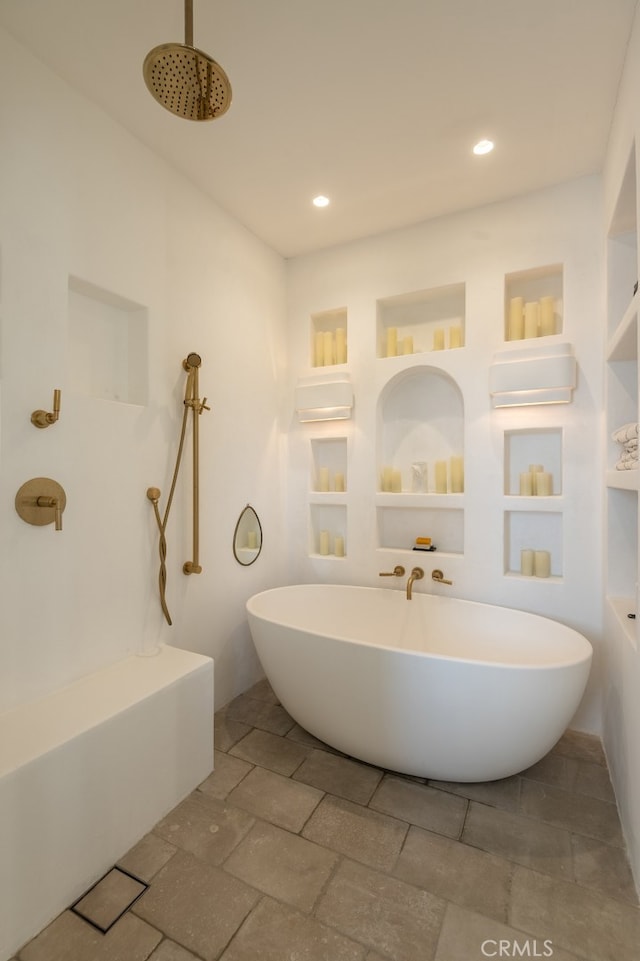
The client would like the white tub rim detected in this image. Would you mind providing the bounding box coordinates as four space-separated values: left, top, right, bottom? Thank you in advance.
246 583 593 671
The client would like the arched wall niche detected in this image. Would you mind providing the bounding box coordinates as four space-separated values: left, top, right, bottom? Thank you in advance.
377 365 464 493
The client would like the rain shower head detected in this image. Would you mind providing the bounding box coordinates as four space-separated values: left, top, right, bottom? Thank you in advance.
143 0 231 121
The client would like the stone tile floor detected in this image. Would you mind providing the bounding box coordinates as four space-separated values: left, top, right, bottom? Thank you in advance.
15 679 640 961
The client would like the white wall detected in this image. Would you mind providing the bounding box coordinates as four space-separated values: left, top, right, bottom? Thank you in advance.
601 2 640 895
0 25 288 714
286 176 604 734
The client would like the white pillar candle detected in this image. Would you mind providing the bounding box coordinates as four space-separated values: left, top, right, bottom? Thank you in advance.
323 331 334 365
391 469 402 492
528 465 544 495
402 335 414 355
539 297 555 336
334 471 345 492
319 530 330 555
508 297 524 341
520 549 534 576
535 472 553 496
247 530 258 549
386 327 398 357
317 467 330 491
435 460 448 493
433 328 445 351
314 331 325 366
450 456 464 492
534 550 551 578
448 325 463 349
519 471 534 496
524 302 539 339
335 327 347 364
334 535 345 557
382 466 394 491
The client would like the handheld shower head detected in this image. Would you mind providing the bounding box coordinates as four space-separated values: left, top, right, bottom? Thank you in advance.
143 0 231 121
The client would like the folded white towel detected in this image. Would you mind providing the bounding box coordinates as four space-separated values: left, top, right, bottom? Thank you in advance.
615 459 639 470
612 423 639 444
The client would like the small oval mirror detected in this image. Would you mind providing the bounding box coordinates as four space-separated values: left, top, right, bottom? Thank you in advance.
233 504 262 566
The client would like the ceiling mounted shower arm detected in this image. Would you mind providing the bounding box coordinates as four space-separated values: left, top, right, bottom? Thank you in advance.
184 0 193 47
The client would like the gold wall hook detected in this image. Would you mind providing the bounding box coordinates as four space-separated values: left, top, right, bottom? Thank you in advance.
15 478 66 531
31 389 61 428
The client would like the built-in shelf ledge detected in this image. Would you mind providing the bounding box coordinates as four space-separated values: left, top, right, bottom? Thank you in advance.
607 595 638 650
375 493 464 507
606 469 640 491
606 292 638 362
504 572 563 584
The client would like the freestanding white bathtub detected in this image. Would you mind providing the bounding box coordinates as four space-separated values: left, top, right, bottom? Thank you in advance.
246 584 592 782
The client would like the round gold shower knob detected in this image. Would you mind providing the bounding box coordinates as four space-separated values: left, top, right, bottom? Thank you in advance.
15 478 66 531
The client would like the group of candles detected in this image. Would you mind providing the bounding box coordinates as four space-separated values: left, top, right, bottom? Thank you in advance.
520 549 551 578
314 328 347 367
316 467 346 492
518 464 553 496
507 296 556 341
381 456 464 494
318 531 345 557
382 325 464 357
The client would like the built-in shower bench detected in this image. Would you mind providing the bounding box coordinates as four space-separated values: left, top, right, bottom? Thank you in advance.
0 645 214 961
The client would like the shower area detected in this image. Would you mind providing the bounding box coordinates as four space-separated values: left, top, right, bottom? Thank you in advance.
0 13 286 957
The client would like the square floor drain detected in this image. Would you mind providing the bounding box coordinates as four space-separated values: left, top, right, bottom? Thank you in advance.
71 866 148 934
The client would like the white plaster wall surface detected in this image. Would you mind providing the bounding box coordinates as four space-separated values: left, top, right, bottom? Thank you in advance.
286 176 604 734
601 2 640 897
0 25 288 714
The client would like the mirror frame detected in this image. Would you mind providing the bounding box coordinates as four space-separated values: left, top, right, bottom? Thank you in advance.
233 504 263 566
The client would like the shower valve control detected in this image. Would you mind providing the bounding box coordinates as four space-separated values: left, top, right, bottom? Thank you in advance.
15 478 66 532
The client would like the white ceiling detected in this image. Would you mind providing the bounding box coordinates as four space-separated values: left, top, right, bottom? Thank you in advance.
0 0 637 257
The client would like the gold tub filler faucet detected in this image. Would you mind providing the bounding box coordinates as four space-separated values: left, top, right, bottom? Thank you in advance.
147 352 209 625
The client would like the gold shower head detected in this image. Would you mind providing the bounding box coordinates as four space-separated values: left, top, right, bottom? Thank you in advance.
143 0 231 121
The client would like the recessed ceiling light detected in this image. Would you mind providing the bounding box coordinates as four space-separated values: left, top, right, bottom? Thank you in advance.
313 195 330 207
473 139 494 156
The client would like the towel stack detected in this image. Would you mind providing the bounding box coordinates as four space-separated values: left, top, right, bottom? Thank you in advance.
612 422 639 470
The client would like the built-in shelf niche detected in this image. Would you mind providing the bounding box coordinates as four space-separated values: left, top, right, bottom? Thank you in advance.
504 428 562 496
310 306 348 368
309 504 347 558
377 367 464 493
377 283 465 358
607 146 638 341
310 437 347 492
68 276 148 405
377 506 463 554
504 264 563 341
504 510 563 579
607 487 638 599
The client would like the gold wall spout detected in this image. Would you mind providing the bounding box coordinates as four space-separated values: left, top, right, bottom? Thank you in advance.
31 389 61 428
15 478 66 531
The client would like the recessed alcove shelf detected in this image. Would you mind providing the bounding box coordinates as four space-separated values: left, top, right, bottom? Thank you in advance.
504 510 563 579
377 506 464 555
68 276 148 405
310 306 347 368
504 264 563 341
309 504 347 558
504 428 562 495
310 437 348 492
377 283 465 357
377 366 464 493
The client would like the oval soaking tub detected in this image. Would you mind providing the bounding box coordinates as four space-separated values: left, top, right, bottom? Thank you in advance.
246 584 593 782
